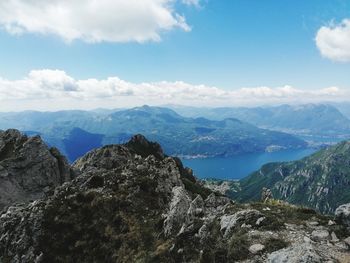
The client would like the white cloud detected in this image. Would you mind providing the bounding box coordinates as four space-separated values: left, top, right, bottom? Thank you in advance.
182 0 201 7
0 0 193 43
316 19 350 62
0 69 348 111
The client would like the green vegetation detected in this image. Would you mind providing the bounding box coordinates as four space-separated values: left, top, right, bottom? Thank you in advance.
227 230 250 261
231 141 350 214
249 202 330 226
263 238 289 253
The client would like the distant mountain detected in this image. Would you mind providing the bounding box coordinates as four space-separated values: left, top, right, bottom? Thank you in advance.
329 102 350 119
0 106 306 162
230 140 350 214
171 104 350 139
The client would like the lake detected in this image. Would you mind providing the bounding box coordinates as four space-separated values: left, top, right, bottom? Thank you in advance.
182 148 316 180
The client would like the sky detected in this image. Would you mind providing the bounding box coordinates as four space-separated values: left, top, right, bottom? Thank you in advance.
0 0 349 111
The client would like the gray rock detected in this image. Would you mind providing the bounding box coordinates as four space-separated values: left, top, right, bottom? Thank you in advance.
334 242 348 250
205 193 230 208
311 230 329 241
178 195 205 235
163 186 191 237
0 201 46 263
261 187 273 202
204 193 231 215
304 236 312 243
188 195 204 218
256 217 266 226
328 220 336 226
0 129 73 211
220 209 263 237
249 244 265 254
331 232 339 242
307 221 319 226
267 243 322 263
335 203 350 227
344 237 350 247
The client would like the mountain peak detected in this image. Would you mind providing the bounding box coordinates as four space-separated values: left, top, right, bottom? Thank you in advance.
125 134 165 160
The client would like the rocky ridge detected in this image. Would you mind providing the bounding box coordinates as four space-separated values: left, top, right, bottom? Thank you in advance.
0 130 349 262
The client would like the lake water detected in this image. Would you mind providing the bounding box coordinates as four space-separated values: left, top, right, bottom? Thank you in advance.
182 148 316 180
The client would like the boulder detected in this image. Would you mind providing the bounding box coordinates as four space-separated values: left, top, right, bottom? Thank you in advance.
311 230 329 241
331 232 339 243
249 244 265 254
335 203 350 227
344 237 350 247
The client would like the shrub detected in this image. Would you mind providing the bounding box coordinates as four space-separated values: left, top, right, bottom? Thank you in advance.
263 237 289 253
227 232 250 262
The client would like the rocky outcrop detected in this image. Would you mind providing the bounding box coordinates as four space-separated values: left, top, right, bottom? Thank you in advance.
0 129 73 211
261 187 273 203
163 186 192 236
220 209 263 237
335 203 350 227
0 133 349 262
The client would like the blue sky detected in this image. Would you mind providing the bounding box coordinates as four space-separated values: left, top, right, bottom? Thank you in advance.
0 0 349 110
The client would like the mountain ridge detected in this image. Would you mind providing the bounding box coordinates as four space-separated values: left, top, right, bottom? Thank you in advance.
170 103 350 140
0 106 307 162
1 129 350 262
220 140 350 214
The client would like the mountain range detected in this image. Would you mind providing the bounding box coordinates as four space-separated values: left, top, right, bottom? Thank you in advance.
0 106 306 162
171 104 350 140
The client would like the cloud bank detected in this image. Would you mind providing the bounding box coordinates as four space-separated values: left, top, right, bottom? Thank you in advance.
0 69 347 111
0 0 194 43
316 19 350 62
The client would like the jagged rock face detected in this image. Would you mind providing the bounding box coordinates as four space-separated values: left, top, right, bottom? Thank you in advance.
0 129 73 211
1 134 350 263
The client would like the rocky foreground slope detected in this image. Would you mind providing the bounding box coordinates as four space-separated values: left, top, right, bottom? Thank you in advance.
0 130 350 262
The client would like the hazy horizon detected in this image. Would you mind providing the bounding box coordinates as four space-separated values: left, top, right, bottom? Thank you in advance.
0 101 349 113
